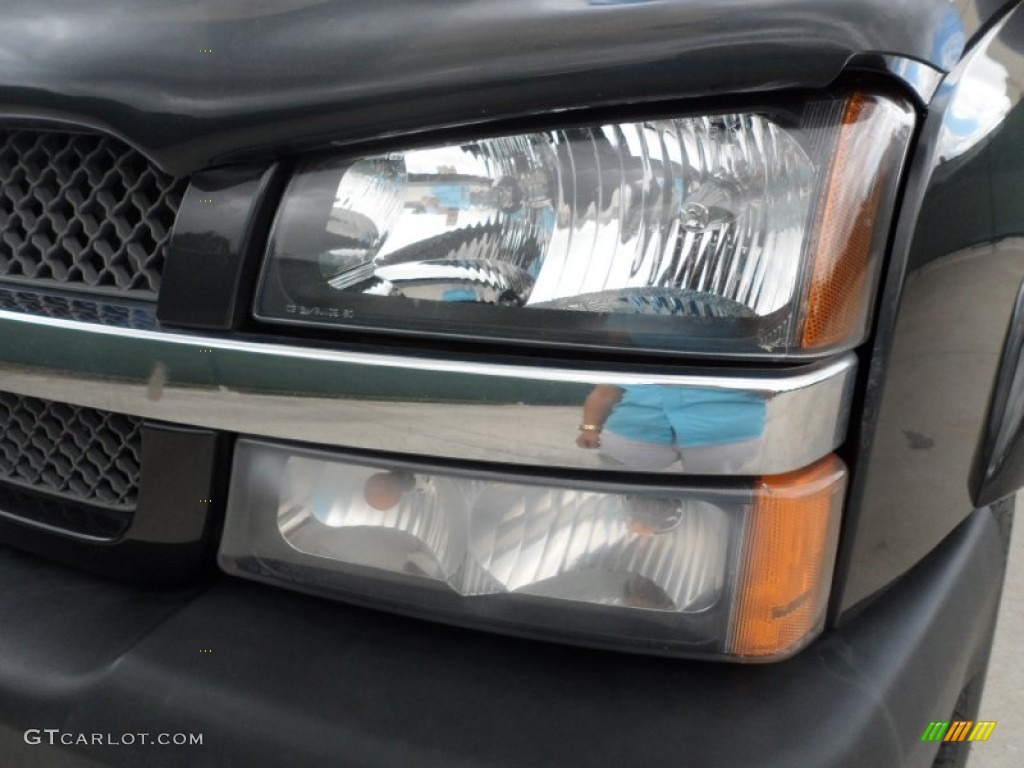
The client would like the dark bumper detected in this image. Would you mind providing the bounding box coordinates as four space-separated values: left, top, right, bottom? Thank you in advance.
0 505 1006 768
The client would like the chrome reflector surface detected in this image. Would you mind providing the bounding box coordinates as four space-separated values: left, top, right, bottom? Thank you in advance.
317 117 812 315
281 455 730 611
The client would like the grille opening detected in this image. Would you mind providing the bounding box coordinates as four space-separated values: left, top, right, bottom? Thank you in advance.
0 483 132 539
0 130 188 300
0 392 142 538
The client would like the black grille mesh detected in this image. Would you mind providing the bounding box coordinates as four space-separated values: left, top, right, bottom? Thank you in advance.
0 130 187 299
0 392 142 510
0 286 160 329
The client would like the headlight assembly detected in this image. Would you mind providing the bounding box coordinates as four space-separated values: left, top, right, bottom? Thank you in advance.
225 89 907 661
256 91 913 357
220 440 846 661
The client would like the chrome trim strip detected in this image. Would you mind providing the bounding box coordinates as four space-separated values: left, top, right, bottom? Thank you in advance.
0 307 855 475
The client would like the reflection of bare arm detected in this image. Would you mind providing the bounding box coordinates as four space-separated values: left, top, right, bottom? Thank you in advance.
577 385 624 448
583 385 623 427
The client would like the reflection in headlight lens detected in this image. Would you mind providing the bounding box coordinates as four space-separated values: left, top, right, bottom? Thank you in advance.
258 93 913 356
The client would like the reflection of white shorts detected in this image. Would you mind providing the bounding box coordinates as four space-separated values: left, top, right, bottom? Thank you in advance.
600 431 763 473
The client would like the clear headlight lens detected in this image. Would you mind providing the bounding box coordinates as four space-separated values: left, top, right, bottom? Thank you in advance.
256 91 913 356
220 440 846 661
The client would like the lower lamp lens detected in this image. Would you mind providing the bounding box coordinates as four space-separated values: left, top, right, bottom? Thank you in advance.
284 458 730 611
220 440 846 661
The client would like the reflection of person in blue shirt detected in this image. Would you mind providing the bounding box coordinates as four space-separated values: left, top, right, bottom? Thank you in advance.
576 384 767 472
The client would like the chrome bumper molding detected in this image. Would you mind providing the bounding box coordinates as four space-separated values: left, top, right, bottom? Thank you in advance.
0 307 856 475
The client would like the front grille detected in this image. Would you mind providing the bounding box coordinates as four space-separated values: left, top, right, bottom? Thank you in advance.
0 392 143 510
0 130 187 299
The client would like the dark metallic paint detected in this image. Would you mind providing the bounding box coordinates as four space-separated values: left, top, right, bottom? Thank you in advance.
835 5 1024 615
158 163 283 330
975 280 1024 506
0 0 1010 175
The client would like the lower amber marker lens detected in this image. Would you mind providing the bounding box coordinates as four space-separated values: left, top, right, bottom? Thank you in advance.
727 454 846 659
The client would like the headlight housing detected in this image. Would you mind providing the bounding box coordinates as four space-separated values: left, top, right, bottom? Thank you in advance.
220 441 847 661
256 91 913 357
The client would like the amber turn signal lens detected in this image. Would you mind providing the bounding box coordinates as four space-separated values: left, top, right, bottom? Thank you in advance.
801 94 906 349
728 455 846 658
